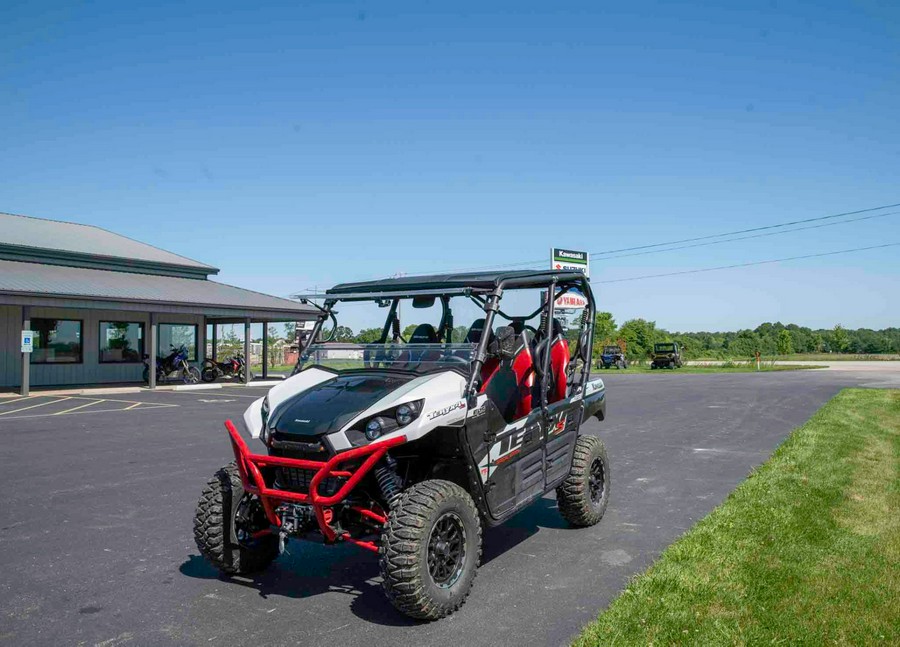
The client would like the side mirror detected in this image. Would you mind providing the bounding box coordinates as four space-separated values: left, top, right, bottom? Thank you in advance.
490 326 517 359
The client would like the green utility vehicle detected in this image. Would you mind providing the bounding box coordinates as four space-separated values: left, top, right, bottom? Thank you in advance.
650 342 682 369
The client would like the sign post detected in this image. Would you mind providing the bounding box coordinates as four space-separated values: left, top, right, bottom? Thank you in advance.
21 306 32 396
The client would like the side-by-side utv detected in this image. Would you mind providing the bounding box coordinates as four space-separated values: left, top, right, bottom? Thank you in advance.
193 270 609 620
599 345 627 369
650 342 682 369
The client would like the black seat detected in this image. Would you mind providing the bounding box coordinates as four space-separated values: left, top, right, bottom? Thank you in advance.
394 323 440 369
408 323 438 344
465 318 487 343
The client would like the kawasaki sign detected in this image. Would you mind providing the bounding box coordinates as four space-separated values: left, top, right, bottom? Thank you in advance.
551 247 589 278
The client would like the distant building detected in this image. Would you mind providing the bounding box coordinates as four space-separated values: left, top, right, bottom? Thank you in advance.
0 211 316 392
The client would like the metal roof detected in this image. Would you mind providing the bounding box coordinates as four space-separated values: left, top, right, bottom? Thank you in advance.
323 269 588 297
0 259 316 319
0 212 218 278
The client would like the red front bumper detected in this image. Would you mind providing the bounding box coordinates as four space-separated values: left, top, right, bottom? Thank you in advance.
225 420 406 551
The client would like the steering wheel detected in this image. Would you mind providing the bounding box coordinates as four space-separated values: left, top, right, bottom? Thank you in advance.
364 347 390 369
440 354 470 366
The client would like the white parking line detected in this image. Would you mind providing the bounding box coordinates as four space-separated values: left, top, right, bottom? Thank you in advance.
164 391 263 399
0 397 73 416
53 399 106 415
0 402 179 421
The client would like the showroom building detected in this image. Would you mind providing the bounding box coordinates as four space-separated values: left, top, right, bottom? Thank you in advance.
0 211 316 394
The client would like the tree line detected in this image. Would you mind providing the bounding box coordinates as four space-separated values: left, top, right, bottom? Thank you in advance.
592 313 900 360
285 317 898 361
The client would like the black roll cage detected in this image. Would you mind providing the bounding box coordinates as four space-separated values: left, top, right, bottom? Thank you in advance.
294 271 596 411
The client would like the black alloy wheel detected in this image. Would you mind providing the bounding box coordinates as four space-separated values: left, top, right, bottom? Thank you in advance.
427 512 466 588
588 457 606 504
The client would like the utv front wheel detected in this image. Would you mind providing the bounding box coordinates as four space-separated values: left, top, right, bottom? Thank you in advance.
557 435 610 527
380 480 482 620
194 463 278 575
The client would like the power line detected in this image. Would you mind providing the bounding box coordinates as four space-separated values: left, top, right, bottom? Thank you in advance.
588 202 900 259
414 201 900 275
594 242 900 284
596 210 899 261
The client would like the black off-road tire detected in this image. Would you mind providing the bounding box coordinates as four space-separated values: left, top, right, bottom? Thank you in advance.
380 480 482 621
194 463 278 575
557 435 610 527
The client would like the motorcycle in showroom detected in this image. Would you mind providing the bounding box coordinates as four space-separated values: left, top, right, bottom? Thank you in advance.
142 345 202 385
200 352 253 382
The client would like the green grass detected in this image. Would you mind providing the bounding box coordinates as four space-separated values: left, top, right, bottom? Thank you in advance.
599 363 825 374
694 353 900 362
252 363 295 374
574 388 900 646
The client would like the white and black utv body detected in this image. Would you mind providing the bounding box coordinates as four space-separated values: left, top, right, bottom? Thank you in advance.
194 270 608 620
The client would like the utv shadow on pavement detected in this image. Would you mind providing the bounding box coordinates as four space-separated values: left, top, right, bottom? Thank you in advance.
179 496 569 625
481 496 569 564
180 545 418 626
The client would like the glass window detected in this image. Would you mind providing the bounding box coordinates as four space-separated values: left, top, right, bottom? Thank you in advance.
99 321 144 363
159 324 198 361
32 319 82 364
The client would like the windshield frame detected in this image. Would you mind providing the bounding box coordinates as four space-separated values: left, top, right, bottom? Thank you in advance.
293 275 597 406
298 341 478 377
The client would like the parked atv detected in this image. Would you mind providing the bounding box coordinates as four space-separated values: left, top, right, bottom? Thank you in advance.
650 342 682 369
194 270 609 620
599 345 627 369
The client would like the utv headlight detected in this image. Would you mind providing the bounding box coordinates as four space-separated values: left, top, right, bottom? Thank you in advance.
396 404 414 426
365 418 384 441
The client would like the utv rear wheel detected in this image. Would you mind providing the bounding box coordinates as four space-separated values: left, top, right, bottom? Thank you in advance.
380 480 482 620
557 435 610 527
194 463 278 575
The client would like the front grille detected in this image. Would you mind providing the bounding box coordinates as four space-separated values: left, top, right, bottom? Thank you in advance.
274 467 342 497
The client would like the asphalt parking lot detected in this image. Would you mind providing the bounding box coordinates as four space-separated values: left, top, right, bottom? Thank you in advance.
0 369 894 647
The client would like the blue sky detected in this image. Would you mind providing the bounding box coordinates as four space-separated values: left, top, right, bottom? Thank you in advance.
2 0 899 332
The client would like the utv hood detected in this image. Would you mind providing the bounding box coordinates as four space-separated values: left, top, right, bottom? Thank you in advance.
269 372 416 438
